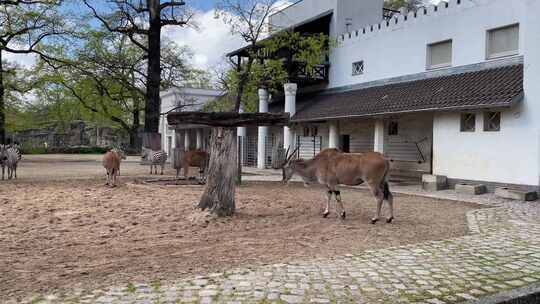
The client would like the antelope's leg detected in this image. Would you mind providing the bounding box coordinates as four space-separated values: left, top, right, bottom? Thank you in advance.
386 188 395 223
323 190 332 218
335 190 346 219
369 183 384 224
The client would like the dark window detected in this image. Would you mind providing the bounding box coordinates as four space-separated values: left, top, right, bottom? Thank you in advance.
484 112 501 132
303 126 319 137
341 135 350 153
388 121 398 136
303 127 310 137
352 61 364 76
460 113 476 132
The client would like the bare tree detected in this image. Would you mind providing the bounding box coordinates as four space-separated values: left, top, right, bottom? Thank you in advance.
82 0 193 148
216 0 279 113
0 0 66 143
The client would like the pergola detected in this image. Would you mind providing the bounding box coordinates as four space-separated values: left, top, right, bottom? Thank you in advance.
167 111 289 216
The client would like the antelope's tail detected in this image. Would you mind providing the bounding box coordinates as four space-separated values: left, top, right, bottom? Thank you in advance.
381 159 392 200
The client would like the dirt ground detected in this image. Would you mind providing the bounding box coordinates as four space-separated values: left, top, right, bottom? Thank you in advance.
0 176 480 300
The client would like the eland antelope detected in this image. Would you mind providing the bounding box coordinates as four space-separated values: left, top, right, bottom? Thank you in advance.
176 149 209 182
282 148 394 224
102 148 126 187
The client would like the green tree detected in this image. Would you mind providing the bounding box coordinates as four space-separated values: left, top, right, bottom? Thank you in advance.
82 0 193 145
384 0 426 11
0 0 66 144
34 28 208 151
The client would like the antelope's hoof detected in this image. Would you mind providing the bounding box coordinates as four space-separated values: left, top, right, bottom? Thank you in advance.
386 217 394 223
322 211 330 218
340 212 346 220
371 218 379 224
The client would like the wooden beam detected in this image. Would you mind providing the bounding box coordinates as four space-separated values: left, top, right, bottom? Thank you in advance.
167 112 290 127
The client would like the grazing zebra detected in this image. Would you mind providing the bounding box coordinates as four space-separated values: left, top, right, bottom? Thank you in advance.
1 144 21 180
141 147 167 175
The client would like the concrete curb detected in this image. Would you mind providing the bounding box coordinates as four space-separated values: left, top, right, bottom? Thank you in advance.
467 282 540 304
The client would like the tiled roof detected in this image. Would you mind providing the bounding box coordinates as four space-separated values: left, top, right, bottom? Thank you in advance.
290 64 523 122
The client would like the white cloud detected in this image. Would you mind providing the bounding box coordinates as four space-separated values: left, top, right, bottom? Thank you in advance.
163 1 292 71
163 9 246 71
3 52 37 68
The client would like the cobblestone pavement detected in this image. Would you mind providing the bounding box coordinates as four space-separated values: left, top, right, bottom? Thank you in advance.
12 183 540 303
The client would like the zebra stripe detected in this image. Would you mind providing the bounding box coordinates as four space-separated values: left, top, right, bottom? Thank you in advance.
142 148 167 175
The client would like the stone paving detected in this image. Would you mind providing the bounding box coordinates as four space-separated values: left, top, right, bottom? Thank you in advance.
12 179 540 304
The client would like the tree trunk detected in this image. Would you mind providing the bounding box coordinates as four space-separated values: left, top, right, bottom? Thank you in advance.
234 57 253 112
198 128 237 216
0 50 5 144
144 0 161 135
129 109 141 152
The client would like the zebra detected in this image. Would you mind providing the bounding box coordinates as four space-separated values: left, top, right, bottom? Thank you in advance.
1 144 21 180
141 147 167 175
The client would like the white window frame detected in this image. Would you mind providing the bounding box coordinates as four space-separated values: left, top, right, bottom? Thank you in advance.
426 39 453 70
486 24 519 60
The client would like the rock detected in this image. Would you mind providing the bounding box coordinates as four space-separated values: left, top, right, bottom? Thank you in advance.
422 175 448 191
494 187 538 201
455 183 487 195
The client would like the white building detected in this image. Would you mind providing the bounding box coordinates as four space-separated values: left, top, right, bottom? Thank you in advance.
159 87 224 157
228 0 540 191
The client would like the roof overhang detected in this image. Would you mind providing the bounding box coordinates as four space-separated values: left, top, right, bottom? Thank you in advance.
290 64 524 122
226 10 333 58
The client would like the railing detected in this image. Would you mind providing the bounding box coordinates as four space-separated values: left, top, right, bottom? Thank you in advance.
289 62 329 83
383 8 400 20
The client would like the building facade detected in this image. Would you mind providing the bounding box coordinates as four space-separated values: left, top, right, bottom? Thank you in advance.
159 87 224 157
229 0 540 191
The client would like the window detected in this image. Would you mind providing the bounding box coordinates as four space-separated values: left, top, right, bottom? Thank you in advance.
352 61 364 76
487 24 519 59
484 112 501 132
303 126 319 137
460 113 476 132
427 40 452 69
388 121 399 136
341 135 350 153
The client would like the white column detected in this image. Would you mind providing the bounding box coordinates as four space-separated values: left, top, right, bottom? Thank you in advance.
172 129 177 149
328 121 339 149
184 130 191 151
257 88 269 169
283 83 297 150
237 105 247 138
196 129 203 149
374 119 385 153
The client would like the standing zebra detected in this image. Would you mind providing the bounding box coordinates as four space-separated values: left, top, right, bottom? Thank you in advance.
141 147 167 175
1 144 21 180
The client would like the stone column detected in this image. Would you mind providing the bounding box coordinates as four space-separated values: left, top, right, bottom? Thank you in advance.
328 121 339 149
184 129 191 151
283 83 297 150
374 119 385 153
196 129 203 149
257 88 269 169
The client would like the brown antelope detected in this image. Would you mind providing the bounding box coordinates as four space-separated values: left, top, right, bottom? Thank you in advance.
177 150 209 182
102 148 126 187
282 148 394 224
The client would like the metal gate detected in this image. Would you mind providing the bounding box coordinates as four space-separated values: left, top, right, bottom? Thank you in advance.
297 136 322 159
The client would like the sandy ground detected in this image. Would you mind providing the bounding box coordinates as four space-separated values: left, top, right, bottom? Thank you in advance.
0 174 479 299
5 154 174 181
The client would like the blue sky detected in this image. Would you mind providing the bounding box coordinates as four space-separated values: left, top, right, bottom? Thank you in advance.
191 0 216 12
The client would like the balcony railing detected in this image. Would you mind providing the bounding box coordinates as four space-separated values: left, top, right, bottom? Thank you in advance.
289 62 329 84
